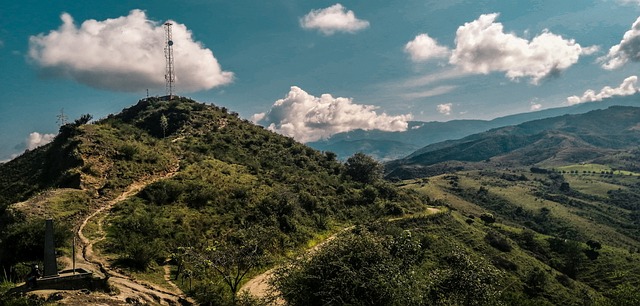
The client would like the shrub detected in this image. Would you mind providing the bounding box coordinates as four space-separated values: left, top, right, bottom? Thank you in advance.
485 231 512 252
480 213 496 224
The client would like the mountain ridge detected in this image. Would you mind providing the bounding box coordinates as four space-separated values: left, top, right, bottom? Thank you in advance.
309 94 640 161
386 105 640 180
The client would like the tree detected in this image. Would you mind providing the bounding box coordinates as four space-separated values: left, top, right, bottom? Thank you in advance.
428 246 502 305
344 153 382 184
480 212 496 224
74 113 93 126
185 227 271 303
524 267 547 296
160 114 169 138
586 239 602 251
272 229 425 306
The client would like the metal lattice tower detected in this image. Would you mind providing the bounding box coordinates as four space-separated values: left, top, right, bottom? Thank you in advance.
164 22 175 97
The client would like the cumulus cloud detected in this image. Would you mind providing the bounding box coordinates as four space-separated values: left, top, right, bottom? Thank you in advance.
405 34 450 62
437 103 453 115
450 13 590 84
26 132 56 150
255 86 411 142
599 17 640 70
28 9 233 92
300 4 369 35
567 75 639 105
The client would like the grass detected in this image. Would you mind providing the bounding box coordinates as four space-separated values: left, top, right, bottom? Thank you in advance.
130 262 175 292
557 163 640 176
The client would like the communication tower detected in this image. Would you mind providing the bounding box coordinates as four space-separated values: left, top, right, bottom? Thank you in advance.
164 22 175 97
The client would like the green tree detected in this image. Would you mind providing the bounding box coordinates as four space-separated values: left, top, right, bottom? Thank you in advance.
480 212 496 224
186 227 272 304
427 246 502 305
160 114 169 138
344 153 382 184
272 229 424 306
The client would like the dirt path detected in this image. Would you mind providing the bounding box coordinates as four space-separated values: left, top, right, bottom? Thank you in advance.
239 225 355 300
72 164 197 305
240 207 444 300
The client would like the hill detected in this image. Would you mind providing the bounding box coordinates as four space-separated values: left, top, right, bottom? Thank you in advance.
2 97 640 305
386 106 640 180
0 97 426 305
309 94 640 161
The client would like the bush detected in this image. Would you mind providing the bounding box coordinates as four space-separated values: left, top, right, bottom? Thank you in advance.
485 231 512 252
272 230 424 306
480 213 496 224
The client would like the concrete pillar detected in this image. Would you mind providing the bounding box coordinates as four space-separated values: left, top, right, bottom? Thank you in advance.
43 219 58 277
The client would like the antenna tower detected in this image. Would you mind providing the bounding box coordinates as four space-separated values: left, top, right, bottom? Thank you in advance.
164 22 175 97
56 108 68 127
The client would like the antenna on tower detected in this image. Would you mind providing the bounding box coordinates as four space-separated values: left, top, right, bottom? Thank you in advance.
164 22 175 98
56 108 68 127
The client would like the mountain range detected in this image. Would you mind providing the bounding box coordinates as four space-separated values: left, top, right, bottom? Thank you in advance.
309 94 640 161
385 105 640 180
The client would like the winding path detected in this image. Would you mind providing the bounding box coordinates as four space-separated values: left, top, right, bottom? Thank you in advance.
74 164 197 305
240 207 444 300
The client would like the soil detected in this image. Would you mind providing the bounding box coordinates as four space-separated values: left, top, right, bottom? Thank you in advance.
27 163 197 305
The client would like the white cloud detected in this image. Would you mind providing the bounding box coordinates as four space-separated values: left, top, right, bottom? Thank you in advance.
255 86 411 142
250 112 266 123
26 132 56 150
599 17 640 70
567 75 639 105
437 103 453 115
28 9 233 92
404 34 450 62
300 4 369 35
403 85 457 100
530 103 542 111
618 0 640 5
450 13 589 84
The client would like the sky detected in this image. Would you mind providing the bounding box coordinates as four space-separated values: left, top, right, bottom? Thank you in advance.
2 0 640 160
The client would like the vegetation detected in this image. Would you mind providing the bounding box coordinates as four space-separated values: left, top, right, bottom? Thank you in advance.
2 98 640 305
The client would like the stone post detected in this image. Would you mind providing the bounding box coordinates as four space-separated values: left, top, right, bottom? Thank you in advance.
43 219 58 277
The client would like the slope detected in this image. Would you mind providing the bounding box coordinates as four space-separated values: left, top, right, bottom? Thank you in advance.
308 94 640 160
0 97 427 305
387 106 640 180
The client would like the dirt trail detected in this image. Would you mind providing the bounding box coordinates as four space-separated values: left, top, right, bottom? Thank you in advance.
239 225 355 301
240 207 444 300
72 164 197 305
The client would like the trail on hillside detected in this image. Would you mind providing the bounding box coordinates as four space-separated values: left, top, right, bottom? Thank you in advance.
238 207 442 304
72 163 197 305
240 207 444 300
239 225 354 303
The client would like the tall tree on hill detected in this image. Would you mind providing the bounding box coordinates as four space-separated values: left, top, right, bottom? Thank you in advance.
345 153 382 184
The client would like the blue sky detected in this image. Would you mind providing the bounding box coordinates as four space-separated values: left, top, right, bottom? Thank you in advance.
2 0 640 160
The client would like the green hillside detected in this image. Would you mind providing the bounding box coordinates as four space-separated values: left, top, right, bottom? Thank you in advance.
2 97 640 305
309 95 640 161
387 106 640 180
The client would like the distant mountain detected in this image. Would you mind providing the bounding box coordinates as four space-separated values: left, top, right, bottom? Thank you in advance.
308 94 640 160
386 105 640 179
